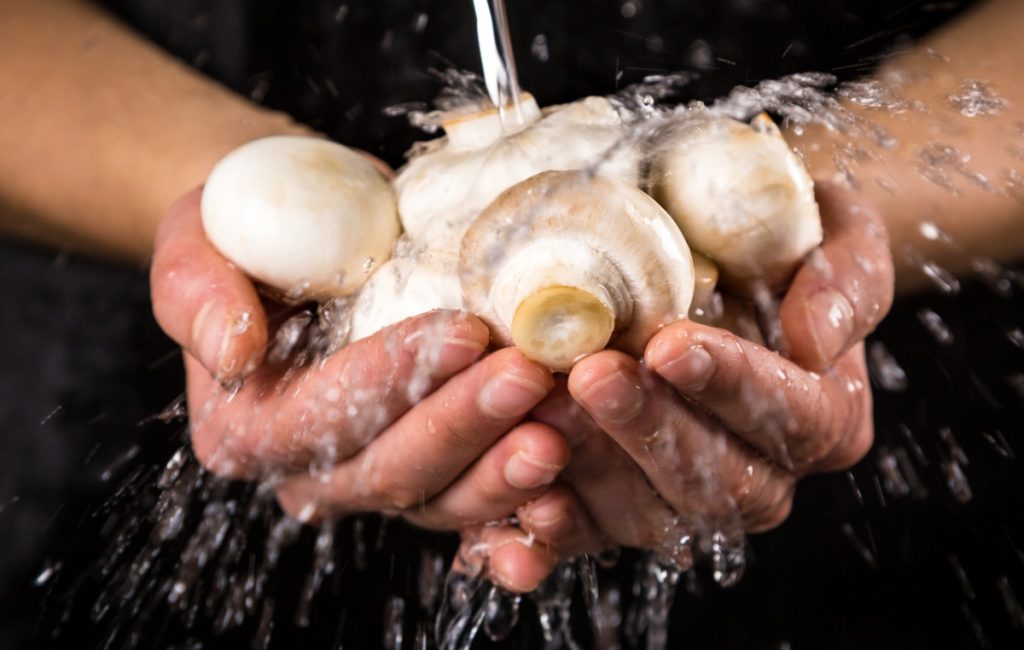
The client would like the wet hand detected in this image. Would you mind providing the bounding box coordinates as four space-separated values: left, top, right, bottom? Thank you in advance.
151 188 569 540
516 180 894 562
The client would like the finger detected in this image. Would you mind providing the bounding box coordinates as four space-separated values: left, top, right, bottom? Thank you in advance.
187 310 490 477
294 422 569 529
151 187 268 381
516 484 609 557
268 347 554 513
781 180 894 371
568 351 796 532
532 380 684 549
645 320 873 472
456 526 559 594
409 422 570 529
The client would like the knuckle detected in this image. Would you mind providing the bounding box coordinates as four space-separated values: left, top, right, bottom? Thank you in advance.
441 417 483 452
788 397 837 467
732 465 774 516
826 423 874 471
813 385 873 472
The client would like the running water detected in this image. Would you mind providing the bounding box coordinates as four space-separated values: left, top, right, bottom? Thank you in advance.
472 0 527 130
29 2 1024 649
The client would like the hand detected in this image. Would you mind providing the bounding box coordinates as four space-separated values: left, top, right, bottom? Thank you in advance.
513 181 894 563
150 189 572 557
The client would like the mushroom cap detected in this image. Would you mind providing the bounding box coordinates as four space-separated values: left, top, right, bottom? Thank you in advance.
650 115 822 290
348 250 463 342
201 136 400 301
395 96 641 251
460 170 695 358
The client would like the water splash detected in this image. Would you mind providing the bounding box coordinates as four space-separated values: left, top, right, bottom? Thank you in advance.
39 17 1024 644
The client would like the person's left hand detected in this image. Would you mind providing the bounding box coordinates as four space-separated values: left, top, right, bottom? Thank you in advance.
474 180 894 566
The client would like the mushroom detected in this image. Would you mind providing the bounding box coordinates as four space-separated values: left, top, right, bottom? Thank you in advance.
394 94 641 251
689 251 721 321
348 245 463 342
460 170 695 371
649 113 822 292
201 135 400 302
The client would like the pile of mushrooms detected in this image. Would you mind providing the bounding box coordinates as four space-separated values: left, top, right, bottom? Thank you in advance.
201 94 822 371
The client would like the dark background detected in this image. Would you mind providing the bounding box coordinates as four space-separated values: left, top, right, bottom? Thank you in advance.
4 0 1024 648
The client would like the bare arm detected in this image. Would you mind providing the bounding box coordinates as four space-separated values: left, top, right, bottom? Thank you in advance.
0 0 311 263
790 0 1024 293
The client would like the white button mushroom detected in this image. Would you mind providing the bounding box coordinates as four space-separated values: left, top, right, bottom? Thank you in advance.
461 170 695 371
201 136 400 301
649 113 822 292
348 246 463 342
394 94 641 252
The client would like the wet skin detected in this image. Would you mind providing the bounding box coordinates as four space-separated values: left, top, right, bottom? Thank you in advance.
151 181 893 593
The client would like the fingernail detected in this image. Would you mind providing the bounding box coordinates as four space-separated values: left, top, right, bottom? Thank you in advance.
527 499 569 528
808 289 855 363
193 300 229 375
653 344 714 391
579 369 644 424
504 452 561 489
479 372 549 419
434 336 487 376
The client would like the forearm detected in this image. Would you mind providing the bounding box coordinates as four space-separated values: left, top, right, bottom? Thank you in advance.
0 0 311 264
788 0 1024 293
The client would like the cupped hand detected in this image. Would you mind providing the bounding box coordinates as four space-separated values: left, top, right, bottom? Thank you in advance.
150 189 573 579
510 180 894 564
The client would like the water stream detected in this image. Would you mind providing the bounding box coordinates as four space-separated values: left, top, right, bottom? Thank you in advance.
472 0 526 129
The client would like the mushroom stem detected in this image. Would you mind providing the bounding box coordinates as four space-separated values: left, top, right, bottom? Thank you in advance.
689 251 720 320
512 285 617 372
486 238 632 370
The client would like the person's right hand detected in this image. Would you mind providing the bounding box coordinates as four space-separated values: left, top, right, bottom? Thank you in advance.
149 188 573 553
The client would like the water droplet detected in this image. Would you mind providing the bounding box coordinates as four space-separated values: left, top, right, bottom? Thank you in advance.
710 531 746 587
383 596 405 649
34 561 61 587
942 460 973 504
918 221 944 241
916 308 954 346
920 261 961 295
412 11 428 33
483 587 521 641
530 34 549 62
946 79 1009 117
997 576 1024 628
867 342 908 391
876 447 910 498
840 522 878 569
